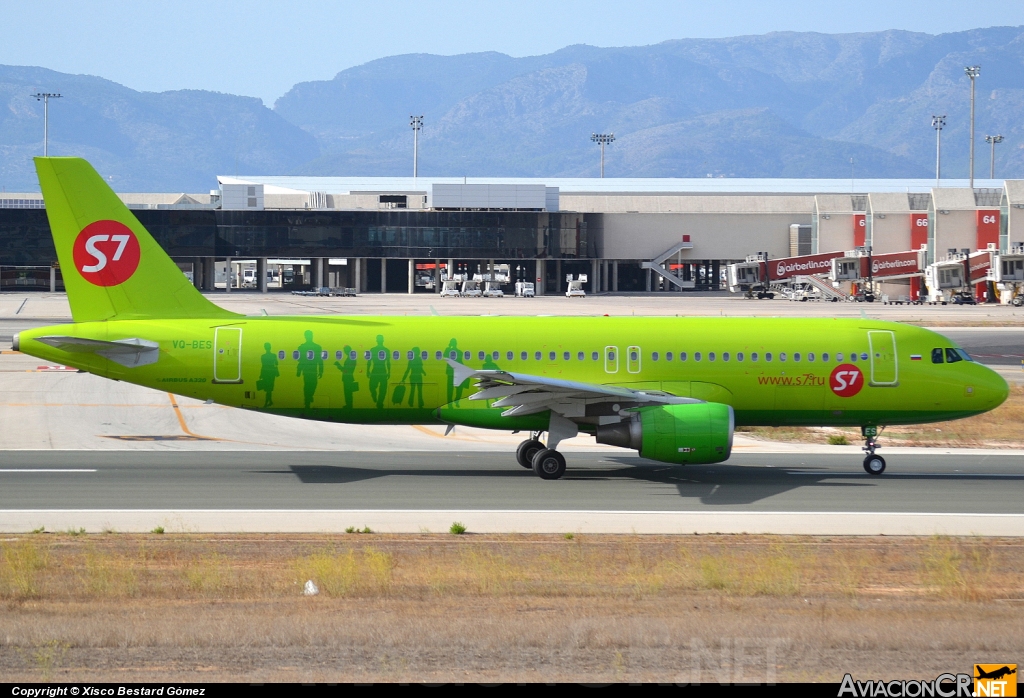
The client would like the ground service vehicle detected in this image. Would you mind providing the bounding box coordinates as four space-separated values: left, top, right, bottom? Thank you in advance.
15 159 1010 479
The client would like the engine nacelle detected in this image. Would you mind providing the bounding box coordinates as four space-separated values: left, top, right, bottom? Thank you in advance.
596 402 734 465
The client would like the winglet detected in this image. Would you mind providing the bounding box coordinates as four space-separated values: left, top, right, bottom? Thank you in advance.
445 358 477 387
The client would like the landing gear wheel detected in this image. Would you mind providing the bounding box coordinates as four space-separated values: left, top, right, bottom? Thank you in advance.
516 439 545 469
532 448 566 480
863 455 886 475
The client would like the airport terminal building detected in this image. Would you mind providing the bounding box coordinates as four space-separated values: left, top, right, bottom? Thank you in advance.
2 174 1022 294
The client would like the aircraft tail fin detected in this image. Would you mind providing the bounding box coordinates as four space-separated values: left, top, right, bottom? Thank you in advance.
34 157 238 323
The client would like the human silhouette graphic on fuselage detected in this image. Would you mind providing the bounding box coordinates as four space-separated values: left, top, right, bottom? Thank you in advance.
257 342 279 407
333 345 359 409
445 338 465 405
295 330 323 409
367 335 391 409
401 346 427 408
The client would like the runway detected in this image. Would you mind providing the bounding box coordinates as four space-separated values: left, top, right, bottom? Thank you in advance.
1 450 1022 534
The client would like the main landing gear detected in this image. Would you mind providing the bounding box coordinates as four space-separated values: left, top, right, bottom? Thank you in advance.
516 432 567 480
861 425 886 475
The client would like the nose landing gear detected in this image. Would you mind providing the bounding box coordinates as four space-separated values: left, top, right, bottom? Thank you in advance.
861 425 886 475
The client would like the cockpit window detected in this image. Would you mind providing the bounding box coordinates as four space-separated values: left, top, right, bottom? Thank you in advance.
931 348 944 364
954 348 973 362
945 348 962 364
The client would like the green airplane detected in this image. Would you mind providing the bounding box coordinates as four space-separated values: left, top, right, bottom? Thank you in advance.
14 158 1010 479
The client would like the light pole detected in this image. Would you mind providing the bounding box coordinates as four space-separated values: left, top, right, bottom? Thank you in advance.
590 133 615 178
932 115 945 187
33 92 62 157
965 65 980 188
410 115 423 178
985 134 1003 179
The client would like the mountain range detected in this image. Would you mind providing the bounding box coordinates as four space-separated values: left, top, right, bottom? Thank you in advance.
3 26 1024 191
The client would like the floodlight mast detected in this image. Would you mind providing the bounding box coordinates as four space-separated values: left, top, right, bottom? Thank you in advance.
985 134 1003 179
965 66 980 189
590 133 615 178
33 93 62 157
932 115 946 187
410 115 423 178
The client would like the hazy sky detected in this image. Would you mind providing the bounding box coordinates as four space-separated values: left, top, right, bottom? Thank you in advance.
3 0 1023 105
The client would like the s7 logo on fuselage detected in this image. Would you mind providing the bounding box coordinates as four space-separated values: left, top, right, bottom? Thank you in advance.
830 364 864 397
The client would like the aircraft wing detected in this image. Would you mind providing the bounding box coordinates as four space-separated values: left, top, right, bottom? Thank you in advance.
35 336 160 367
445 358 700 418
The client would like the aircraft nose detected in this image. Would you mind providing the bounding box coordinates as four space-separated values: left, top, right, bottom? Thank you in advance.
973 366 1010 410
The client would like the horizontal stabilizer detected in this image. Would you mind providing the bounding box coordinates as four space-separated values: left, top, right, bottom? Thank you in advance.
36 336 160 368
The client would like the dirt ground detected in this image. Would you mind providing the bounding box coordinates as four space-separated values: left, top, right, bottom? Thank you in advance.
741 383 1024 448
1 534 1022 683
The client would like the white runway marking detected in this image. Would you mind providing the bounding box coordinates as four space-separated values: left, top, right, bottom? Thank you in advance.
1 510 1021 535
0 469 97 473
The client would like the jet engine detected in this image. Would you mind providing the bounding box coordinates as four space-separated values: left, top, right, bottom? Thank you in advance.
595 402 734 465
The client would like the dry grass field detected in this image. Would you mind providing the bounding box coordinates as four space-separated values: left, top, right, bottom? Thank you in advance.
2 533 1022 682
743 383 1024 448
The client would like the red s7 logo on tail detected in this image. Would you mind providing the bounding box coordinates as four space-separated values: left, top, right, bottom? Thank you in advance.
72 220 141 286
830 364 864 397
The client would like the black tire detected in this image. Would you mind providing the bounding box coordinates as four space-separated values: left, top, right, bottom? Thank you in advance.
767 293 775 300
516 439 544 469
532 448 566 480
863 455 886 476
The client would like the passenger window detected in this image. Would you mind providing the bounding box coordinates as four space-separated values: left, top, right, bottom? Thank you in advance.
278 351 286 360
807 352 814 362
293 351 300 360
860 353 868 361
577 352 584 361
364 350 371 360
464 351 471 360
849 353 857 363
351 351 357 360
407 351 414 360
736 352 744 361
549 351 556 361
666 351 673 361
708 352 716 362
392 351 400 360
945 348 962 363
449 351 458 360
793 353 801 362
652 352 659 361
591 351 599 361
836 353 843 361
436 351 442 360
520 351 528 360
307 351 314 360
422 351 428 360
680 352 687 361
535 351 542 360
492 351 499 360
506 351 514 361
751 352 758 361
779 352 787 362
765 353 773 362
563 352 570 361
694 352 702 362
478 351 485 360
607 350 616 361
723 352 730 361
335 351 343 360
